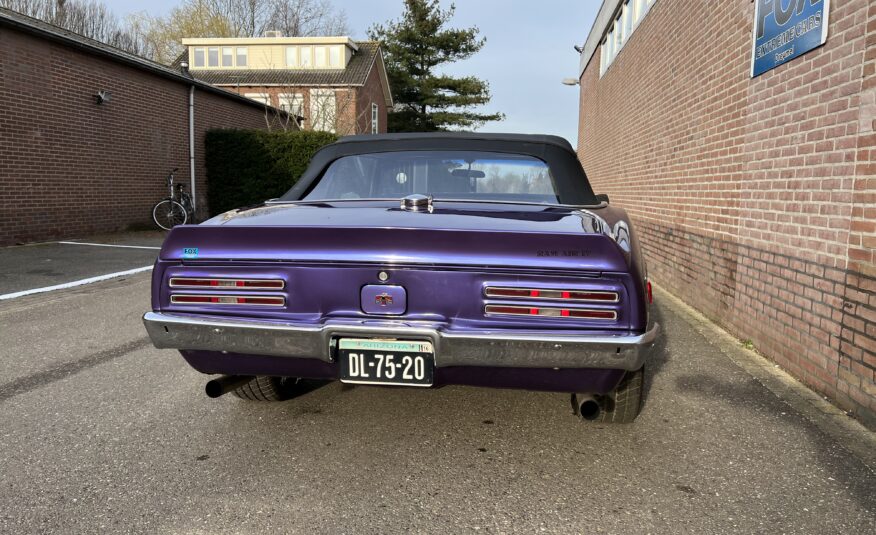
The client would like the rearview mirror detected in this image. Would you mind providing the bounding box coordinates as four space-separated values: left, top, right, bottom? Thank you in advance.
596 193 610 204
451 169 486 179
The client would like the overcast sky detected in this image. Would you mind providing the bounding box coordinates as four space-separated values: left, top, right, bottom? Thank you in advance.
106 0 600 144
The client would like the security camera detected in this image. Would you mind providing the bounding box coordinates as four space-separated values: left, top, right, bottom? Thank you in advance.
96 90 112 104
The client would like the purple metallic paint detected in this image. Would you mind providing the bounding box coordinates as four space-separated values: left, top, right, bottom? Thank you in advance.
156 201 651 392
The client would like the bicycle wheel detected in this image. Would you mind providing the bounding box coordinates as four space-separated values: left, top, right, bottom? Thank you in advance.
152 199 188 230
180 193 194 221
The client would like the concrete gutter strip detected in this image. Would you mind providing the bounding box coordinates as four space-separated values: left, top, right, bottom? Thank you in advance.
654 284 876 472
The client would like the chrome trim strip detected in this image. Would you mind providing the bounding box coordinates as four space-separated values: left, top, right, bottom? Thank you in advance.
143 312 659 371
169 277 285 290
170 295 285 307
484 286 620 303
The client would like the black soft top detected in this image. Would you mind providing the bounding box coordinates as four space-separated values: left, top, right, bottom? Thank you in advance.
281 132 598 205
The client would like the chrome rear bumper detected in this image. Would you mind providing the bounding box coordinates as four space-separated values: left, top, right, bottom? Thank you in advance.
143 312 659 371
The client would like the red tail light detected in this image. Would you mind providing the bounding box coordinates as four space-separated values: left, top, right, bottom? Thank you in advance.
646 280 653 304
484 287 618 302
169 277 284 289
485 304 616 320
171 294 285 306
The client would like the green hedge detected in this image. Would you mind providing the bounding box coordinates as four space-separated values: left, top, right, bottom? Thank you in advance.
205 129 337 216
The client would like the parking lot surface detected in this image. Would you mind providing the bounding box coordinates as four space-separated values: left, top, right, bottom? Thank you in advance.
0 232 164 296
0 240 873 534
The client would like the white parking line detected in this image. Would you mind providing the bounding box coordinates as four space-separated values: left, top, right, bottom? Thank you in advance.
0 265 154 301
58 241 161 250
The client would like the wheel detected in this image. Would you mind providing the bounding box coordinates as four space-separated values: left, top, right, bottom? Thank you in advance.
152 199 187 230
572 366 644 424
232 376 305 401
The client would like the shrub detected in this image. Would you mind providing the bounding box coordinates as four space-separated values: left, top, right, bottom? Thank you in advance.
205 129 337 216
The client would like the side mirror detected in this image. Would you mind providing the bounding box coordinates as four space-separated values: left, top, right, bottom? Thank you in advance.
596 193 610 204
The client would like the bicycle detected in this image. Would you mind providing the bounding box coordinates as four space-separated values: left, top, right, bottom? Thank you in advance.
152 168 194 230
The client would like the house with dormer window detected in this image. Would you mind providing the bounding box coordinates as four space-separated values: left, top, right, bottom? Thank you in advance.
177 35 393 135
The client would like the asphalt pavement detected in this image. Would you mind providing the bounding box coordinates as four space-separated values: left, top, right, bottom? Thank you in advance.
0 242 873 534
0 231 165 296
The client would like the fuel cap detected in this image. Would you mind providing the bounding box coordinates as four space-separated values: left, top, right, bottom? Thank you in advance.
401 194 433 212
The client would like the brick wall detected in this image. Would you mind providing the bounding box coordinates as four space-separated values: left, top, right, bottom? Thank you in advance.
578 0 876 428
0 26 270 245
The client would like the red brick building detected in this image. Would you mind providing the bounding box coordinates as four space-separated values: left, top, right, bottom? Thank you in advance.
176 36 393 136
575 0 876 427
0 8 285 246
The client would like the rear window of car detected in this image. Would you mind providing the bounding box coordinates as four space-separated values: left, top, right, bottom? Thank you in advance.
302 151 560 204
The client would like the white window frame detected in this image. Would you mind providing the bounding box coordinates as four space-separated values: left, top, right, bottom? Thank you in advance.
279 93 305 117
285 46 297 67
236 47 248 67
310 89 336 133
207 47 219 67
371 102 379 134
600 0 658 77
329 46 342 68
193 47 205 68
315 46 327 67
244 93 271 105
300 46 312 68
221 47 233 67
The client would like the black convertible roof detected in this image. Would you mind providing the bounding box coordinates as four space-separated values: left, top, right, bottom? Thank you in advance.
282 132 597 205
335 132 576 151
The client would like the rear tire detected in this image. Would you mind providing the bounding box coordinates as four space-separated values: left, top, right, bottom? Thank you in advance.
231 376 303 401
573 366 644 424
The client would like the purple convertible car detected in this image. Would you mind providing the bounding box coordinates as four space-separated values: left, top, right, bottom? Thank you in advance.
143 133 659 423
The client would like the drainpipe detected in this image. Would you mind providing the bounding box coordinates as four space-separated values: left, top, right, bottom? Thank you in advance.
181 61 197 217
188 85 196 216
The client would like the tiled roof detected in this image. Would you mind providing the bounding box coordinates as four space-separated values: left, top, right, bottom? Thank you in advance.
0 7 271 111
176 42 382 87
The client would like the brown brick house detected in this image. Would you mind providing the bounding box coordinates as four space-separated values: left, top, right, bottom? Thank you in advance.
176 36 393 136
0 7 286 245
574 0 876 428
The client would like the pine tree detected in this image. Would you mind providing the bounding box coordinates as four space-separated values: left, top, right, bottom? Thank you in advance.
369 0 503 132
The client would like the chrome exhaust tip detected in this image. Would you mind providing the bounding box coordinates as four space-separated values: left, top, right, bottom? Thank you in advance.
573 393 602 421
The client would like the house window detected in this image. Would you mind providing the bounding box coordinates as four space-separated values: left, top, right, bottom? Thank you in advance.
310 89 336 132
207 47 219 67
279 93 304 117
285 46 297 67
236 47 248 67
329 46 341 68
244 93 271 105
371 102 379 134
193 47 205 67
599 0 657 77
300 46 312 67
221 47 233 67
315 46 327 67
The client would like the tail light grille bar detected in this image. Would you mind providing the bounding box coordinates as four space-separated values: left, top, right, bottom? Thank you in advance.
171 295 285 307
484 287 618 303
170 277 284 290
485 305 617 320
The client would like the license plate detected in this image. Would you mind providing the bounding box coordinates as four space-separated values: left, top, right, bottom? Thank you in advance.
338 339 434 387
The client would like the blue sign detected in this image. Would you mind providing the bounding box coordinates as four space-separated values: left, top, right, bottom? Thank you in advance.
751 0 830 77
